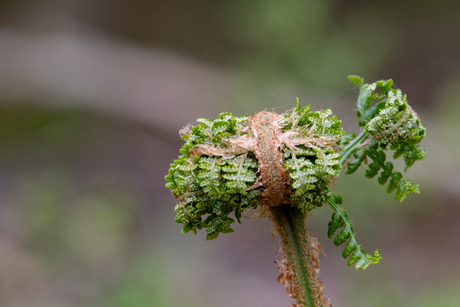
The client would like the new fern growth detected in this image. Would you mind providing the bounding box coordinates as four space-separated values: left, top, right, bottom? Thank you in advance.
165 76 426 307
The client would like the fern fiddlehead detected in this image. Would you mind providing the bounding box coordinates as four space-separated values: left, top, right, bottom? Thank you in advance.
165 76 426 306
342 76 426 201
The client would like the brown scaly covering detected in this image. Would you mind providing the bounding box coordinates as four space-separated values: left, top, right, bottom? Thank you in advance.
245 110 330 306
247 111 290 207
269 205 331 307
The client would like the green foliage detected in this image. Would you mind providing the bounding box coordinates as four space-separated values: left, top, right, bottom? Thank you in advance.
345 148 365 175
181 112 248 149
283 100 344 212
345 76 427 201
285 99 345 137
345 141 421 202
284 146 340 212
341 133 356 145
167 102 345 239
165 113 260 240
327 194 381 270
348 75 393 127
221 154 258 192
364 88 426 151
348 75 426 158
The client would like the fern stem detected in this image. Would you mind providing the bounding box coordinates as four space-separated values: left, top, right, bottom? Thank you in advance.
339 131 368 167
269 205 328 307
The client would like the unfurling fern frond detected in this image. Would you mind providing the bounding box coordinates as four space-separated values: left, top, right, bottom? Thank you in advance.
327 194 381 270
282 102 344 213
344 76 427 201
166 112 261 240
165 76 428 307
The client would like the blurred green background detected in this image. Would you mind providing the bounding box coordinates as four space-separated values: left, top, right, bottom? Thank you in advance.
0 0 459 306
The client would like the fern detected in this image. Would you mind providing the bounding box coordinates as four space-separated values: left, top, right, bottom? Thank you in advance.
165 76 427 306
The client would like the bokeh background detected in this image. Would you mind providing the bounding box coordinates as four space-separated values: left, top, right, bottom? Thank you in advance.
0 1 459 306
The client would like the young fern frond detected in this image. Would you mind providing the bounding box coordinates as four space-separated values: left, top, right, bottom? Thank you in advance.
166 113 261 240
165 76 426 307
327 194 381 270
283 146 341 213
344 76 427 201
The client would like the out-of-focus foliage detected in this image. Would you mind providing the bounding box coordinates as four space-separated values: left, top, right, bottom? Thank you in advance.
221 0 395 91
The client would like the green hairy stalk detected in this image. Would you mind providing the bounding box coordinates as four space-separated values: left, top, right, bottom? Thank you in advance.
165 76 426 306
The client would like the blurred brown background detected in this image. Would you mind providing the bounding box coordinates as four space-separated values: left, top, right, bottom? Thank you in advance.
0 0 459 306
